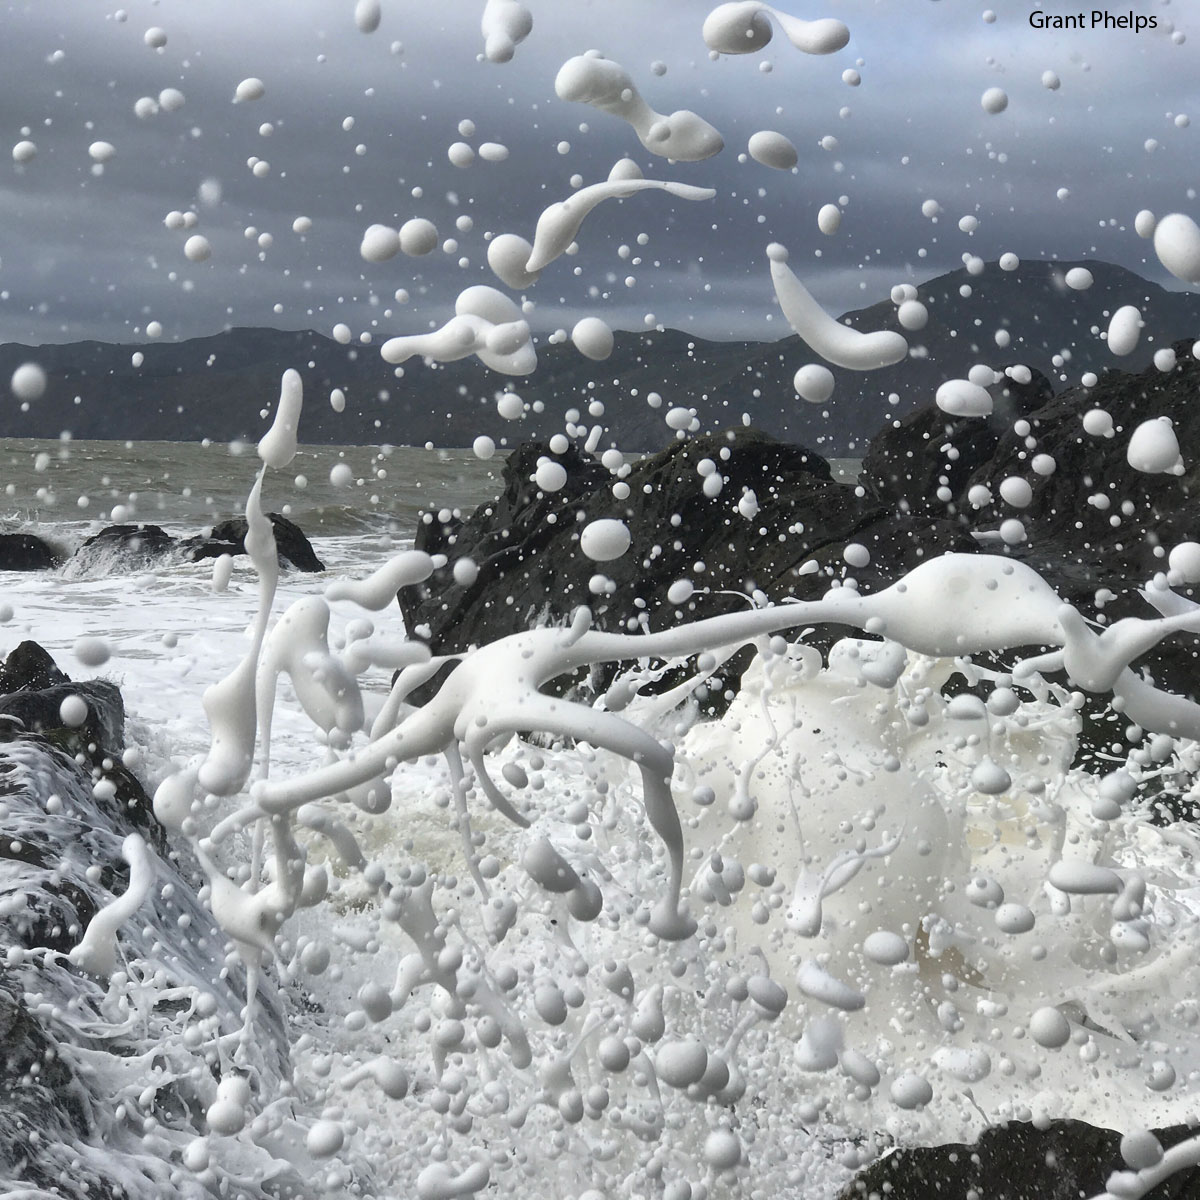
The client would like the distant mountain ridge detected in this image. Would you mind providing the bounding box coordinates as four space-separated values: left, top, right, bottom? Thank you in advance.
1 259 1197 453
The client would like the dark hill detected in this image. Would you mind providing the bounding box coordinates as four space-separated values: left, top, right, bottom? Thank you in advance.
1 259 1196 452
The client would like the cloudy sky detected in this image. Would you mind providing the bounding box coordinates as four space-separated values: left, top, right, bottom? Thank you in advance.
0 0 1194 347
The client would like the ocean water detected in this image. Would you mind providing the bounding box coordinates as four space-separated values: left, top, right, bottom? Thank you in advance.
4 436 1200 1199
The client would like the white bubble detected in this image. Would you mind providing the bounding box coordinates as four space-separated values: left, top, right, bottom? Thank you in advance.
12 140 37 163
1134 209 1157 239
143 26 167 48
793 363 835 403
448 141 475 167
667 579 694 605
184 234 212 262
1064 267 1093 290
1082 408 1114 436
534 458 568 492
88 141 116 162
292 215 313 233
999 251 1019 271
496 391 524 420
11 362 47 401
1107 305 1143 356
1029 1006 1071 1048
354 0 382 33
980 87 1008 114
1153 212 1200 284
580 518 631 562
360 224 401 262
1127 417 1182 475
843 543 870 568
572 316 614 361
329 462 354 486
73 637 111 667
862 930 908 965
235 77 266 102
748 129 798 170
399 218 439 256
159 87 185 111
1042 69 1061 90
59 694 89 728
817 203 842 235
998 477 1033 508
472 436 496 461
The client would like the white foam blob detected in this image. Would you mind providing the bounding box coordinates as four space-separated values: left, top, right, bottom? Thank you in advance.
572 316 615 360
381 286 536 375
1127 417 1183 475
11 362 47 401
1064 266 1093 290
524 165 715 274
981 87 1008 114
702 2 850 56
793 363 835 403
1153 212 1200 283
1107 305 1143 356
1134 209 1157 239
1168 542 1200 582
935 378 992 417
580 518 632 562
258 370 304 469
817 203 842 235
12 139 36 163
555 53 723 161
481 0 532 63
88 141 115 162
399 218 439 256
897 299 928 330
354 0 382 33
361 224 401 262
748 129 798 169
183 234 211 262
234 77 266 102
768 243 907 370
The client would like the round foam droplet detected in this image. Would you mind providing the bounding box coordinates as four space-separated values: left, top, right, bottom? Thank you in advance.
307 1119 345 1158
184 234 211 262
817 204 842 235
794 363 835 403
995 902 1035 934
472 435 496 461
1153 212 1200 284
580 519 631 562
73 637 111 667
534 459 568 492
1127 417 1181 475
1107 305 1143 356
889 1072 933 1109
748 130 798 170
1064 267 1093 290
235 77 266 102
935 379 992 417
862 930 908 965
703 1129 742 1170
59 694 89 728
1120 1129 1165 1170
11 362 47 401
399 218 439 256
354 0 382 33
360 224 400 263
1169 541 1200 582
1029 1005 1071 1048
980 87 1008 114
572 317 614 361
655 1039 708 1088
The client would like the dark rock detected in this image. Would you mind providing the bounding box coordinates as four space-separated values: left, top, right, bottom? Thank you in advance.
187 512 325 572
66 522 177 577
0 679 125 758
0 646 298 1197
400 429 977 704
0 640 69 692
861 366 1053 516
839 1120 1200 1200
0 532 60 571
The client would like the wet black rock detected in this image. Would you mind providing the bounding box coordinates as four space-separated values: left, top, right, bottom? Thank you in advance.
0 532 61 571
188 511 325 572
0 641 297 1197
839 1119 1200 1200
64 514 324 575
861 365 1053 516
400 428 976 702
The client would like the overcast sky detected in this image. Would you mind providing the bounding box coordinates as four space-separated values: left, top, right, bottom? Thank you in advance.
0 0 1195 347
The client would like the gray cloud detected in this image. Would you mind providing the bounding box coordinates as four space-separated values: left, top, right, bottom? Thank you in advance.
0 0 1195 352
